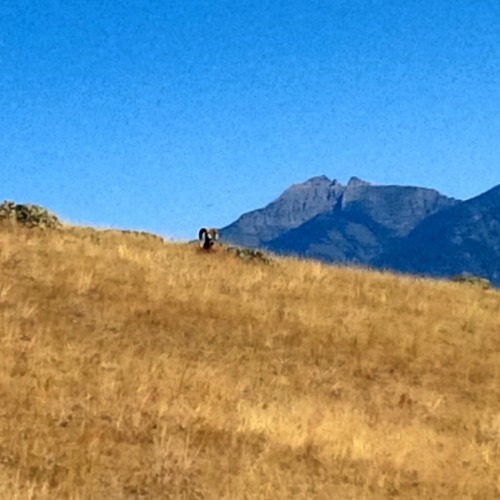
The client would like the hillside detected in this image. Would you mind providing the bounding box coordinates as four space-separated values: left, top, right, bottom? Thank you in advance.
1 223 500 499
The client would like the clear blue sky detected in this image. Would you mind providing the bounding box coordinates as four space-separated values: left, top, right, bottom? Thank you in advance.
1 0 499 239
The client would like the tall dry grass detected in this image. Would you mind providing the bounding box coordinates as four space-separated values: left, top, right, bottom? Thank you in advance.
0 223 499 499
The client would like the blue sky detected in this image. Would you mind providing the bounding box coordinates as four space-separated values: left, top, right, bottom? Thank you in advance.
1 0 499 239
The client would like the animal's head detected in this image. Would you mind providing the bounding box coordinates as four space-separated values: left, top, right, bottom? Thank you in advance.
198 227 219 250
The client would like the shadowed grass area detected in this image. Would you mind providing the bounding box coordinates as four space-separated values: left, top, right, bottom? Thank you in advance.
0 224 499 498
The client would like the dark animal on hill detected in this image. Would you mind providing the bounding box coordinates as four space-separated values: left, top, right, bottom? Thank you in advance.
198 228 219 250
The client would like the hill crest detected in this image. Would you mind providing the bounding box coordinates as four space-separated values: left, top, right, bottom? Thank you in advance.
0 223 499 498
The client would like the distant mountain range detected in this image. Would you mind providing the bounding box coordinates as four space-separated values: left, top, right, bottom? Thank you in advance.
220 176 500 286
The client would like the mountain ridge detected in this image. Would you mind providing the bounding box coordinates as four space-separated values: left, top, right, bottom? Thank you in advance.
377 183 500 284
221 176 500 285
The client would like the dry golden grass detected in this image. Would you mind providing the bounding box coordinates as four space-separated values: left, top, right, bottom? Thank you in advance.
1 223 499 499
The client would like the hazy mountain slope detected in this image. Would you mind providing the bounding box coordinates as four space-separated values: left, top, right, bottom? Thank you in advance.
378 185 500 285
223 175 459 268
266 209 394 264
337 179 459 237
220 175 345 247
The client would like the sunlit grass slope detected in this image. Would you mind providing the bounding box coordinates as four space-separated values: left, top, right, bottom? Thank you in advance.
1 224 499 499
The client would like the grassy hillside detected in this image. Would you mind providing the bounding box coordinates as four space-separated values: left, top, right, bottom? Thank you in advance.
1 223 499 499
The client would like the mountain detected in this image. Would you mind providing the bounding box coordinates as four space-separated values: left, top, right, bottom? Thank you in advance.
333 177 459 237
220 176 500 285
265 208 394 265
377 185 500 284
221 175 459 265
220 175 345 248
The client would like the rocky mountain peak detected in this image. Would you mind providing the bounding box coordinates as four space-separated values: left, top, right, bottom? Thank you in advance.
347 176 371 188
304 175 332 184
220 175 344 247
221 175 499 285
